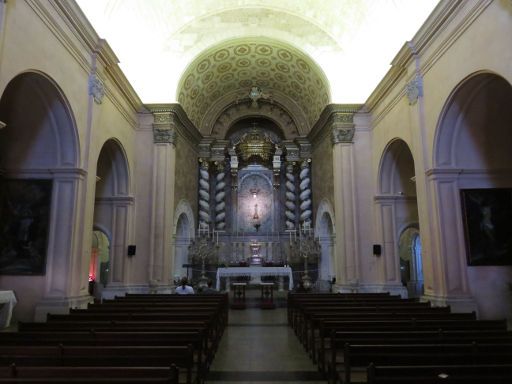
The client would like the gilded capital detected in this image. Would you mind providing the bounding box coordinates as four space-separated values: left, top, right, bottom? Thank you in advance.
326 111 355 144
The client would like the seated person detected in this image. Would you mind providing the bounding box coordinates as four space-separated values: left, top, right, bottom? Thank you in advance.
200 279 218 294
175 277 194 295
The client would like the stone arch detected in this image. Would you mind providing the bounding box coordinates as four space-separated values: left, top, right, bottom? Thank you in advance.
93 138 132 286
210 99 301 139
315 199 335 282
430 71 512 318
95 138 130 198
374 138 418 297
378 138 416 196
0 71 84 321
434 71 512 169
172 200 195 281
0 70 79 170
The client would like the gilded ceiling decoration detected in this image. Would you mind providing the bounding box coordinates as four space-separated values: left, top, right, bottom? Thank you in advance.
177 39 330 131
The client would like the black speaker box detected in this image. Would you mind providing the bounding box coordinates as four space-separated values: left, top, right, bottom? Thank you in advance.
373 244 382 256
127 245 136 256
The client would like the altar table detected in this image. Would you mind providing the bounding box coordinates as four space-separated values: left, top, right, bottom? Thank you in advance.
216 266 293 291
0 290 17 328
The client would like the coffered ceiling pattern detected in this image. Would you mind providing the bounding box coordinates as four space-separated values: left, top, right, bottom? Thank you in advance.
177 39 330 130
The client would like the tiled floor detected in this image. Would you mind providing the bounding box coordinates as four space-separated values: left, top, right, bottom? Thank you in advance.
206 291 326 383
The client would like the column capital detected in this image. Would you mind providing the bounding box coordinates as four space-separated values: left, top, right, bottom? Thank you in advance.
330 112 355 144
152 110 178 145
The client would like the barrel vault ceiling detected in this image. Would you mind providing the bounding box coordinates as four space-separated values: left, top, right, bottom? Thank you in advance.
76 0 439 132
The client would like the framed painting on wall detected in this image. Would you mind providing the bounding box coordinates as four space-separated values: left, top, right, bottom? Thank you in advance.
460 188 512 266
0 179 53 275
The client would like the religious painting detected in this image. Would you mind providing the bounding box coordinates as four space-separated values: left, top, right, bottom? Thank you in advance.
0 179 53 274
460 188 512 266
237 171 273 233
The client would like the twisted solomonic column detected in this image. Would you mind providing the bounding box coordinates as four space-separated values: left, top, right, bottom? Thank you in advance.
285 163 297 230
198 160 211 227
215 162 227 230
299 159 312 224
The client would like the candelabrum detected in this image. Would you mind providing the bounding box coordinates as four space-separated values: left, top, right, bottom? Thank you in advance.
289 222 321 290
188 233 219 289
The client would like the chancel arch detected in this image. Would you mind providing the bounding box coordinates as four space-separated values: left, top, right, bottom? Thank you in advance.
374 138 418 296
430 71 512 317
0 71 85 321
93 138 132 291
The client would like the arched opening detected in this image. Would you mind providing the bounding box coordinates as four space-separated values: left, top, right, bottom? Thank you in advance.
93 139 131 289
174 213 191 281
398 226 423 298
376 138 419 296
433 72 512 318
318 210 335 288
0 72 79 321
89 229 110 299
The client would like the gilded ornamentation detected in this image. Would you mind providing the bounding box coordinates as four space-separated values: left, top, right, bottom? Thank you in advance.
235 127 276 165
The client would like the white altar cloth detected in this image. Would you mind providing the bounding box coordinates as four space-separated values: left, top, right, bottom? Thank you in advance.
0 290 17 328
216 266 293 290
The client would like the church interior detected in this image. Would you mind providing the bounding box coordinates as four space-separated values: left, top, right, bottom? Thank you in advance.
0 0 512 382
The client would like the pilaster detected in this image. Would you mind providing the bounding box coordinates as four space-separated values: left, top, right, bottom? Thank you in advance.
329 111 359 286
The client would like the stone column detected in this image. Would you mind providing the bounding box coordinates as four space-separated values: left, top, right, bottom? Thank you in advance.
285 163 297 230
299 159 312 225
198 159 211 228
214 161 227 230
35 168 92 320
149 112 177 285
423 169 477 312
331 113 359 288
373 195 408 296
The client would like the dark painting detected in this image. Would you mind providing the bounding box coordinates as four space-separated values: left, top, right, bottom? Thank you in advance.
0 179 53 274
461 188 512 266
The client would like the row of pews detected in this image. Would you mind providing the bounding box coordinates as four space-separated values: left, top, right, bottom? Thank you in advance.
0 293 229 384
288 292 512 383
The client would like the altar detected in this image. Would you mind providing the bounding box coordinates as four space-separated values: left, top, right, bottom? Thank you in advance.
0 290 17 328
215 266 293 291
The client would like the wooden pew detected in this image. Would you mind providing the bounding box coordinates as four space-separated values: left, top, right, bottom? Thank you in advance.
0 346 194 384
366 363 512 384
0 330 210 380
342 343 512 384
326 330 512 381
0 364 179 384
307 311 476 363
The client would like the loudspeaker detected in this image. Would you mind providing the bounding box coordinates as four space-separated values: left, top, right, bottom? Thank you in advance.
373 244 382 256
127 245 136 256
